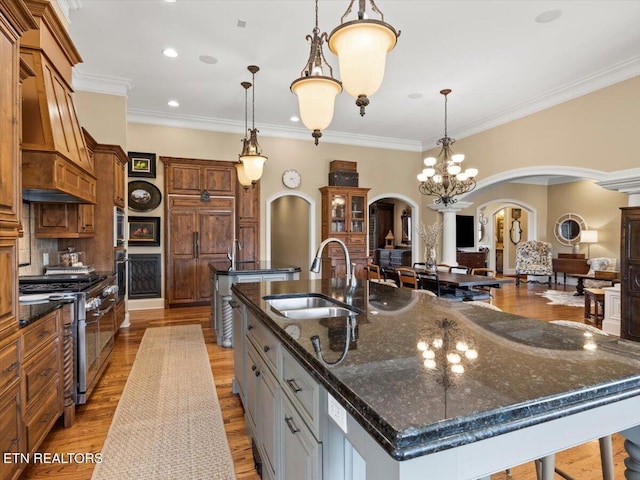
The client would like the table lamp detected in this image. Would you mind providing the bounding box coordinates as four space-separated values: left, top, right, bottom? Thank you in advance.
580 230 598 258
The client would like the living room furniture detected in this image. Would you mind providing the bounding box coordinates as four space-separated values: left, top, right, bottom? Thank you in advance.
570 271 619 296
515 240 553 287
377 248 411 269
552 253 589 284
621 206 640 342
456 251 486 269
320 185 370 279
584 257 620 288
584 288 606 327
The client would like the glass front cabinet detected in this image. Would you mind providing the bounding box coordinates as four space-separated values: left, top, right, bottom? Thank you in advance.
320 186 370 279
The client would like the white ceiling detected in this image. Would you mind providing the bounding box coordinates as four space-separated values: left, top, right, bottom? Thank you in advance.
65 0 640 152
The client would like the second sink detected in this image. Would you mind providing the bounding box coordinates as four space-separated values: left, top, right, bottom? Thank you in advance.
263 294 360 320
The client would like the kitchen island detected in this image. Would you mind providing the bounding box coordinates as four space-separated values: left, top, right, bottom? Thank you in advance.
210 261 300 346
231 278 640 480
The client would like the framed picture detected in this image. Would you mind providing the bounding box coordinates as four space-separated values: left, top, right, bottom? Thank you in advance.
128 216 160 246
128 180 162 212
127 152 156 178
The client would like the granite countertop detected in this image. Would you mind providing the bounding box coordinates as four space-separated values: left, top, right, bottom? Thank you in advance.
209 260 301 275
232 279 640 461
18 300 67 328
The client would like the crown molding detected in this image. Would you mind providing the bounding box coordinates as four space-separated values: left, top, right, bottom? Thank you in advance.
56 0 82 24
72 70 133 96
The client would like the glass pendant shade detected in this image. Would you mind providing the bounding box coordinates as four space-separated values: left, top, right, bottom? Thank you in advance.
235 162 252 187
291 76 342 132
328 21 397 100
240 155 266 182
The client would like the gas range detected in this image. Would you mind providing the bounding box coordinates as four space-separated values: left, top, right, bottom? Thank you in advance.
19 273 108 294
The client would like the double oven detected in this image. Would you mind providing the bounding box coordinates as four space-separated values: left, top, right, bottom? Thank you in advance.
19 273 119 404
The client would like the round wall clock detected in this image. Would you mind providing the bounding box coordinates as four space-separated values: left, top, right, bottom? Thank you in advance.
282 169 301 189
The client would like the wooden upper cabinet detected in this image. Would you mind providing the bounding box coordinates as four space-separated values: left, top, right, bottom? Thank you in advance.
163 157 235 196
34 203 94 238
0 0 36 232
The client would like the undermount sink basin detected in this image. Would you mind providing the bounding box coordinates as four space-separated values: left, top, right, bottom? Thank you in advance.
263 294 360 320
279 306 357 320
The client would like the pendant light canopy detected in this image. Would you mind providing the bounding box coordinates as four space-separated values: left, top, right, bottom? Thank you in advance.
291 0 342 145
328 0 399 116
238 65 267 182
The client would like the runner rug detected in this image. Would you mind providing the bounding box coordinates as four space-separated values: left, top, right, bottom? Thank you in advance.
92 324 236 480
537 289 584 307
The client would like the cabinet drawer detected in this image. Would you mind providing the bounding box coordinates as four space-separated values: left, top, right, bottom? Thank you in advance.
348 235 366 246
281 348 321 439
24 339 60 405
23 311 60 358
246 313 280 375
0 383 22 480
0 337 20 393
25 384 61 455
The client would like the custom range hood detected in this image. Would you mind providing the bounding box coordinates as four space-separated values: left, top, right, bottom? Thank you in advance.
20 0 96 204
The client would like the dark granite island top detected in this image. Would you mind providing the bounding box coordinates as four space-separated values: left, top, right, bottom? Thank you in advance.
209 260 301 276
232 279 640 478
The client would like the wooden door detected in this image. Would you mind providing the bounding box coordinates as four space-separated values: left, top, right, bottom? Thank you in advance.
168 209 198 305
196 209 233 302
621 207 640 342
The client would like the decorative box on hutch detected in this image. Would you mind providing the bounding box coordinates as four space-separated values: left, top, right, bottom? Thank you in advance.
329 160 358 187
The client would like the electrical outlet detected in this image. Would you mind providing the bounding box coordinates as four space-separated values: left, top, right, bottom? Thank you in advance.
327 393 347 434
43 253 49 266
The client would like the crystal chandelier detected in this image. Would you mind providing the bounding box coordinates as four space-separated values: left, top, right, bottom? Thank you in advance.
417 89 478 206
238 65 267 182
291 0 342 145
328 0 399 116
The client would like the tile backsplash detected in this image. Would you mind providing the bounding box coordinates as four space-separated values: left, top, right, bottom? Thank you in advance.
18 202 59 276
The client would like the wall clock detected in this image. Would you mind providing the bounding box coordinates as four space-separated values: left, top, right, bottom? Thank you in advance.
282 169 301 189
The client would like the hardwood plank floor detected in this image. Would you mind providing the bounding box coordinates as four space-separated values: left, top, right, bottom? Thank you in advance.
19 279 626 479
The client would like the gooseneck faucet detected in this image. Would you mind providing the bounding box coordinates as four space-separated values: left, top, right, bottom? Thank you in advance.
227 239 242 270
310 237 357 291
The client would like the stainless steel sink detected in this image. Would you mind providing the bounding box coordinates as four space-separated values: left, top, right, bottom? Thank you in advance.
263 295 359 320
279 306 357 320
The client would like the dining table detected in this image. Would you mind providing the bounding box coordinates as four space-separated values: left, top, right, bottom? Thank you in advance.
412 268 514 291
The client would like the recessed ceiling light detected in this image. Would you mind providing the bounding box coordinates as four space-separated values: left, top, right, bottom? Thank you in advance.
290 116 300 122
168 100 179 107
165 0 176 3
199 55 218 65
163 48 178 58
535 9 562 24
408 93 422 99
237 20 246 28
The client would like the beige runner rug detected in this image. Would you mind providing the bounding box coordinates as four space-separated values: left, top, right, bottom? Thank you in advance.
92 324 236 480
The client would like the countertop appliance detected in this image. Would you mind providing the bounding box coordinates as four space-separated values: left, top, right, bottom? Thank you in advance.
19 273 118 404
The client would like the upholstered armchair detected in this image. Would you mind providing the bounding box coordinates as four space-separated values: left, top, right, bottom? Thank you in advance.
584 257 619 288
515 240 553 287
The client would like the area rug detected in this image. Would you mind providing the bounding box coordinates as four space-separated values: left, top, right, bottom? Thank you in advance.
537 289 584 307
92 325 236 480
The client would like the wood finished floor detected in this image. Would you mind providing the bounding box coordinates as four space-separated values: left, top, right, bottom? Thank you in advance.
20 280 627 480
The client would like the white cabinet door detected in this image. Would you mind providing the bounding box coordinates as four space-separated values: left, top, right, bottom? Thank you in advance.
231 296 245 399
281 394 322 480
260 364 280 479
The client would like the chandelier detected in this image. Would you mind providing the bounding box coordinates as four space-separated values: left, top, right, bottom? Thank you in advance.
417 89 478 206
328 0 399 116
238 65 267 183
236 81 253 188
291 0 342 145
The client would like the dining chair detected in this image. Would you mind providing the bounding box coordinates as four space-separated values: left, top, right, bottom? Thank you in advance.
365 264 397 287
449 265 471 274
468 267 497 303
396 267 420 290
436 263 452 272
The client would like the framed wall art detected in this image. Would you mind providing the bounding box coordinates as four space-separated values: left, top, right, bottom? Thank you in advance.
127 151 157 178
128 180 162 212
128 216 161 246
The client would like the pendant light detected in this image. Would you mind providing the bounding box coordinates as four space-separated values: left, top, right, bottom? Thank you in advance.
328 0 399 116
236 81 254 188
291 0 342 145
239 65 267 182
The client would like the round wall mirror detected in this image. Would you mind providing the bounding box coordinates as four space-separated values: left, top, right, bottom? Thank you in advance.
554 213 587 246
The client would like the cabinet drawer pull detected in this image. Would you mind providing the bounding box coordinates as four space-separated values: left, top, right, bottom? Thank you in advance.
38 329 51 338
229 300 240 309
3 437 19 454
263 345 270 353
251 364 257 372
284 416 300 434
2 362 18 373
286 378 302 393
254 369 261 377
39 368 53 378
40 411 54 424
247 324 254 330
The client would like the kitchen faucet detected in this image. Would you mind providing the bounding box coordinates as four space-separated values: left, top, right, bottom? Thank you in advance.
227 239 242 269
310 237 357 291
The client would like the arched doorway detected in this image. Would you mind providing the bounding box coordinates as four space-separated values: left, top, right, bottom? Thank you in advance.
266 192 315 280
368 193 419 267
